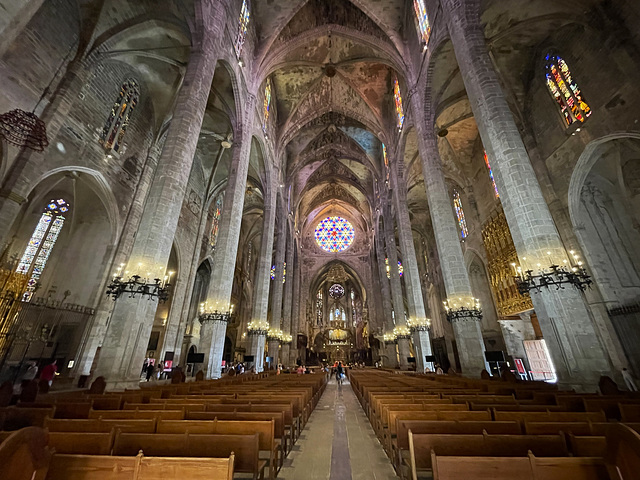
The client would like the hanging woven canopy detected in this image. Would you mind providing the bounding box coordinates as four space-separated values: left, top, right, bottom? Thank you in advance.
0 109 49 151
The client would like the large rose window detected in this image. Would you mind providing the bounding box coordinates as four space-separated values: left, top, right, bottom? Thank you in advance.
314 216 355 253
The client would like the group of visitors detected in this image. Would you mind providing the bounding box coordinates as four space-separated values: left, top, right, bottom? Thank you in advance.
141 360 175 382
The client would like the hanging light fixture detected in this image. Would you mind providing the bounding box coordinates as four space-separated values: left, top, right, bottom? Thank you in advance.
0 109 49 151
0 38 78 152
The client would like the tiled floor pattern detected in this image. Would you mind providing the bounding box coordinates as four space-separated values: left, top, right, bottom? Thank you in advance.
278 378 398 480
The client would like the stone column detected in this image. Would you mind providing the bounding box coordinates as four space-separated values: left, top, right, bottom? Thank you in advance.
442 0 613 386
242 180 277 372
267 196 287 367
93 38 220 388
410 95 486 376
199 95 258 378
73 141 163 379
390 162 432 372
381 204 411 369
374 219 396 367
289 243 302 366
281 227 295 365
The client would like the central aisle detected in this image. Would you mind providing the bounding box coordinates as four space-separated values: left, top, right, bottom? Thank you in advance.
278 377 397 480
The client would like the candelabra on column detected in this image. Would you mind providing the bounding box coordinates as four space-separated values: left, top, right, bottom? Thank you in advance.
512 250 592 295
443 297 482 322
106 263 173 302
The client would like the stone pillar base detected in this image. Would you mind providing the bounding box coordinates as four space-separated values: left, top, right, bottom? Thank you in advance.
281 344 291 367
397 337 412 370
249 334 266 372
267 339 280 369
412 330 432 373
450 316 486 376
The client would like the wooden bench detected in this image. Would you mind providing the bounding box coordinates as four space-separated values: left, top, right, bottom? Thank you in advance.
47 431 114 455
44 417 156 433
392 420 520 479
113 431 266 480
157 419 280 479
0 407 55 430
524 421 592 435
88 409 184 421
494 411 607 428
0 426 51 480
45 452 234 480
430 452 608 480
407 430 569 474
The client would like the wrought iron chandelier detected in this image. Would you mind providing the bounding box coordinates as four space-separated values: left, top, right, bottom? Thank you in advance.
0 109 49 151
512 250 592 295
443 297 483 322
393 325 412 340
199 301 233 324
247 320 270 335
407 317 431 332
106 274 171 302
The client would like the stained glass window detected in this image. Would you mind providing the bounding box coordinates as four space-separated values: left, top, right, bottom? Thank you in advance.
315 216 355 253
484 151 499 198
234 0 250 59
413 0 431 45
210 194 224 248
16 199 69 302
453 189 468 239
262 78 272 133
316 289 323 326
393 75 405 130
270 262 286 283
545 54 591 126
385 258 403 279
329 284 344 298
383 143 389 183
100 79 139 153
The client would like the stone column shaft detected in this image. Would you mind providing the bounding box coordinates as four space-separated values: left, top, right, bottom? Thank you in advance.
281 229 295 365
94 42 219 387
391 162 432 372
381 204 411 369
410 93 486 375
442 0 612 385
199 101 258 378
267 196 287 366
374 220 397 367
241 180 276 372
289 244 301 366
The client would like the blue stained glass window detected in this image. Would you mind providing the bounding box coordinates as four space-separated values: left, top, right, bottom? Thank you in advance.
315 216 355 253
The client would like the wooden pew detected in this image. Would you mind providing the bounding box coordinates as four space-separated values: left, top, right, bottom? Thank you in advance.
431 453 608 480
47 431 114 455
45 452 235 480
44 417 156 433
0 407 55 430
0 426 51 480
494 411 606 428
88 409 184 420
524 421 592 435
113 431 266 480
392 420 520 479
407 430 569 475
157 419 279 479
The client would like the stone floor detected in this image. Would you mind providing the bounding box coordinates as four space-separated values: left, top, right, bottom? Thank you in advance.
278 377 398 480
